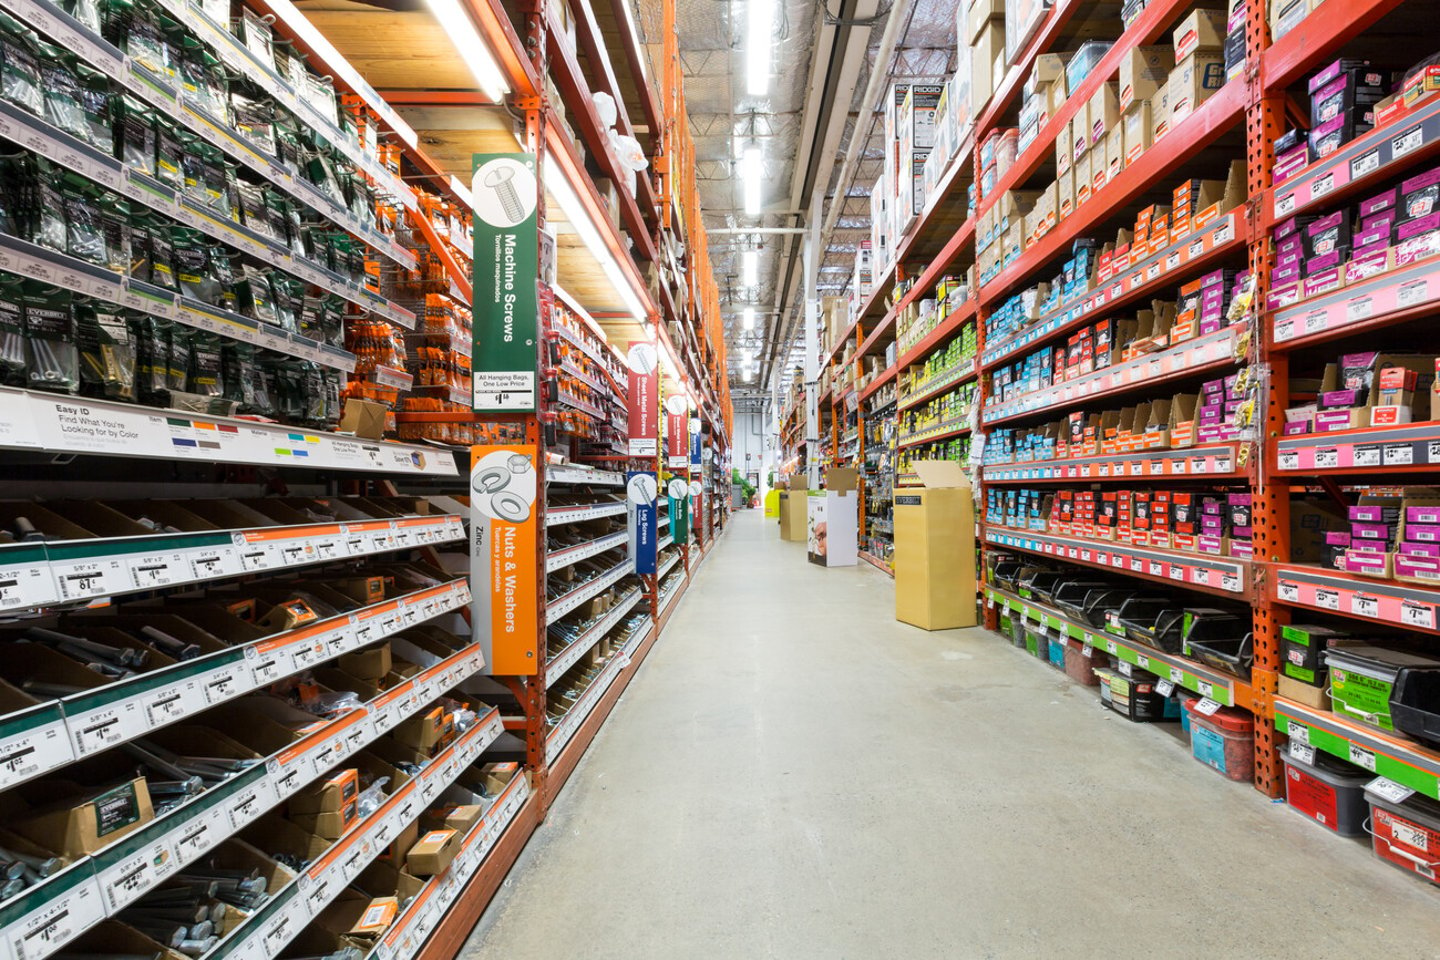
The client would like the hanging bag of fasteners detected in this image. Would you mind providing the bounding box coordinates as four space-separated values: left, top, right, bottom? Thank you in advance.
170 227 221 304
0 275 24 387
234 263 277 325
22 285 78 393
0 14 44 117
300 360 325 424
166 321 190 395
77 302 135 400
100 0 168 77
303 73 338 129
273 115 301 170
31 159 69 254
267 189 305 257
154 118 184 190
234 180 272 241
129 313 168 403
58 0 101 34
229 85 277 157
207 243 237 309
221 340 257 411
37 45 91 143
75 64 112 151
60 174 108 266
98 195 131 274
267 271 300 332
303 143 346 207
176 36 228 122
319 367 339 424
114 95 157 177
237 8 275 71
187 329 222 396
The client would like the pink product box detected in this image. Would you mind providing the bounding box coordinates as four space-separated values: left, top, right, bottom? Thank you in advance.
1276 233 1305 255
1230 540 1254 559
1342 549 1391 575
1199 317 1225 335
1201 500 1224 516
1360 187 1398 219
1348 539 1389 554
1362 211 1397 235
1307 58 1385 93
1355 222 1392 251
1304 267 1343 297
1283 419 1312 435
1274 146 1311 185
1273 263 1301 284
1396 228 1440 267
1201 305 1226 325
1315 410 1362 431
1406 523 1440 542
1276 250 1303 274
1402 541 1440 557
1395 554 1440 581
1200 269 1229 288
1268 281 1302 309
1274 215 1312 240
1223 373 1241 392
1201 288 1227 311
1199 410 1225 426
1196 536 1226 555
1320 388 1361 409
1351 521 1393 540
1325 530 1353 546
1350 504 1398 522
1305 250 1344 275
1407 505 1440 524
1401 166 1440 202
1398 211 1440 240
1224 399 1245 417
1231 525 1253 540
1346 248 1391 284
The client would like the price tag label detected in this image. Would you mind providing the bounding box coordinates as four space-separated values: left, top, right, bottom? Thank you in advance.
1213 220 1232 245
1275 191 1296 217
1355 444 1382 467
1105 639 1118 655
1393 123 1424 158
1288 723 1310 745
1385 444 1414 466
1402 601 1436 630
1169 564 1186 581
1195 680 1214 698
1304 309 1328 334
1166 251 1181 271
1275 317 1296 341
1351 594 1379 618
1316 447 1339 469
1188 239 1205 259
1169 666 1185 683
1291 742 1316 765
1311 171 1335 198
1117 660 1133 677
1392 820 1429 852
1399 278 1429 308
1135 654 1150 671
1351 148 1380 179
1082 643 1094 659
1194 697 1222 716
1156 679 1175 697
1221 572 1241 592
1348 742 1378 772
1278 450 1300 470
1315 588 1340 610
1368 777 1416 804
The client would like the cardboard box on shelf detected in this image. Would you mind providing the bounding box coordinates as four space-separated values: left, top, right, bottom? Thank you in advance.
340 399 387 440
964 0 1005 43
11 776 154 858
1169 52 1225 125
1121 45 1174 111
894 461 977 631
971 21 1007 112
1088 81 1121 146
1173 7 1228 63
406 828 459 876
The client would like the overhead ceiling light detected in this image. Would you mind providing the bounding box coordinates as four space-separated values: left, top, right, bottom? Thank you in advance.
742 249 758 286
425 0 510 103
742 147 762 216
746 0 773 95
742 307 755 331
744 367 755 382
544 163 647 320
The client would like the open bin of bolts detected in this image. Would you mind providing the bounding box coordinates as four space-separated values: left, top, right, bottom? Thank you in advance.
1181 609 1253 679
1111 595 1187 653
1181 698 1253 781
1388 666 1440 748
1364 786 1440 887
1281 743 1371 836
1325 646 1440 732
1058 585 1136 629
1046 633 1067 669
1097 661 1180 722
1063 642 1102 686
1023 621 1048 659
1016 567 1062 600
1049 577 1115 617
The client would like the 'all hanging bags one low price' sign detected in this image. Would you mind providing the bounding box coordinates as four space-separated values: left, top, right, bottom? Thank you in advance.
471 154 539 412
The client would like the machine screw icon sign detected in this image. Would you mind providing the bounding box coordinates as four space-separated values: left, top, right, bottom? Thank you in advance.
483 165 525 224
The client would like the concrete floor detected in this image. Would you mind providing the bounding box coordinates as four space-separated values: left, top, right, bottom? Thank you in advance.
461 510 1440 959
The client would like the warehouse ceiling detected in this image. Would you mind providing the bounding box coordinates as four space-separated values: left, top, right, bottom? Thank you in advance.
629 0 959 401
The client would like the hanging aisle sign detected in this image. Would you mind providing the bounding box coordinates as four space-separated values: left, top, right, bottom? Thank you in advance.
627 472 659 574
470 445 538 674
665 395 688 469
668 478 690 546
471 154 540 412
626 343 659 457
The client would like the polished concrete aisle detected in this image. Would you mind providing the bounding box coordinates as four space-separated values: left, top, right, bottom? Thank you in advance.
461 511 1440 959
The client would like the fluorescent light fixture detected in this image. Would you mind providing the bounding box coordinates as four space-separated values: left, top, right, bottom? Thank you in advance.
746 0 773 95
544 161 648 320
744 366 755 382
425 0 510 103
742 147 762 216
742 307 755 331
744 348 754 364
742 249 758 286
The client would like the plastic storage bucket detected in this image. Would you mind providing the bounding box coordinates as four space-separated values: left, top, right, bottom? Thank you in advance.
1281 743 1370 836
1062 642 1102 686
1024 623 1047 658
1181 698 1254 780
1047 635 1066 669
1325 646 1440 732
1104 665 1179 722
1364 787 1440 885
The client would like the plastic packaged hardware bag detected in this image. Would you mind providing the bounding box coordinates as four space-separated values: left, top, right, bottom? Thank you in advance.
38 46 92 143
77 304 136 401
22 285 79 393
0 14 44 117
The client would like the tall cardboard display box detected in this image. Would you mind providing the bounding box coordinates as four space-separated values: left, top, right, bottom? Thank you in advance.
779 477 810 541
894 460 978 629
807 469 859 566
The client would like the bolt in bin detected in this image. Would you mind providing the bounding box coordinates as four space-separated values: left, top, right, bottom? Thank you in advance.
1020 569 1066 604
1280 623 1349 685
1325 646 1440 732
1050 577 1115 613
1364 786 1440 885
1059 586 1135 628
990 560 1025 592
1281 743 1370 836
1047 634 1067 669
1116 597 1187 653
1181 698 1254 781
1063 641 1102 686
1185 632 1253 680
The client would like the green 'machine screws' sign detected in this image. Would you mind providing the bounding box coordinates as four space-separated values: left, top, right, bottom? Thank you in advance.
471 153 540 412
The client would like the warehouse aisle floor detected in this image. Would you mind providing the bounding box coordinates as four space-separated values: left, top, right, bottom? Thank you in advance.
460 510 1440 959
